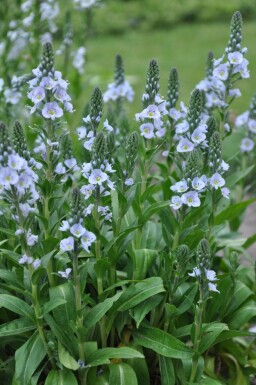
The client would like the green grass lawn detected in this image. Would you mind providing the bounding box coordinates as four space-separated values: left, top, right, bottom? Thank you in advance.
60 21 256 130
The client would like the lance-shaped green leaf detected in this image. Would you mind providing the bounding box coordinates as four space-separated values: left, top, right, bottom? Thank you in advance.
15 331 46 385
130 295 163 328
132 326 193 359
49 282 76 333
0 317 36 337
109 363 138 385
198 323 228 353
0 294 34 320
58 342 80 370
42 298 67 316
132 249 158 280
44 314 77 357
159 356 175 385
225 165 254 187
139 201 170 224
228 300 256 329
0 269 24 289
84 292 122 329
214 198 256 225
116 277 165 312
45 370 78 385
86 347 144 367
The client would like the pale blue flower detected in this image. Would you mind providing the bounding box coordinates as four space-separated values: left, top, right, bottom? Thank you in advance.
192 176 207 191
88 169 108 185
28 86 46 104
59 220 70 231
81 230 96 252
181 191 200 207
80 184 95 199
228 51 243 65
58 268 72 278
170 196 183 210
60 236 74 252
140 123 154 139
177 138 194 153
209 173 225 190
40 76 57 90
191 128 206 144
248 119 256 134
221 187 230 199
213 63 229 80
170 180 188 193
125 178 134 186
240 138 254 152
70 223 86 238
42 102 63 120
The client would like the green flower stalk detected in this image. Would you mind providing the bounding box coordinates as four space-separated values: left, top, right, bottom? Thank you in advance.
187 89 203 132
189 239 216 383
184 149 202 181
206 115 217 141
60 133 73 162
144 59 160 105
226 11 242 53
12 121 30 161
90 87 103 135
0 122 12 164
166 68 179 109
125 131 139 175
206 51 214 79
39 42 55 76
114 54 124 86
209 131 222 174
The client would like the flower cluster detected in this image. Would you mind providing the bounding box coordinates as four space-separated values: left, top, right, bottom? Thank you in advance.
189 267 219 292
173 89 210 153
170 133 230 210
40 0 60 34
136 97 168 139
80 160 115 222
27 43 73 117
104 80 134 103
104 55 134 103
73 0 100 10
19 254 41 270
59 189 96 255
189 239 219 294
76 87 103 151
196 12 248 113
235 92 256 153
136 60 168 139
0 143 39 251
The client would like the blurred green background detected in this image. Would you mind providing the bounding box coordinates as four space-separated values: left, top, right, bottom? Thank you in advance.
59 0 256 129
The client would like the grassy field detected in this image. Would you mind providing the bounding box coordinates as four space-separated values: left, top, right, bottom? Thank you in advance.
62 20 256 131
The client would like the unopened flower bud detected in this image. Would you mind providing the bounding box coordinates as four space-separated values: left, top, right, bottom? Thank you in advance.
114 54 124 86
12 121 30 161
167 68 179 108
90 87 103 133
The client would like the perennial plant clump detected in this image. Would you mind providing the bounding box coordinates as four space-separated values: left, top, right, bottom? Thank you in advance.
0 3 256 385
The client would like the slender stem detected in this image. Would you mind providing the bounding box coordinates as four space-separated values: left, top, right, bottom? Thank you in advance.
135 140 152 249
208 189 216 238
172 208 185 250
12 188 56 368
93 186 107 348
189 286 204 383
43 118 56 286
30 268 57 369
72 241 85 362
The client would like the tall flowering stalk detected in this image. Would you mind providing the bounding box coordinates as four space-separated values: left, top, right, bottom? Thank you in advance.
189 239 219 383
26 42 74 286
197 11 248 137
